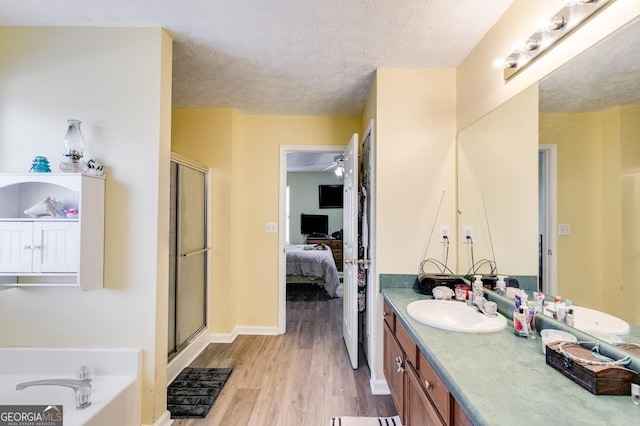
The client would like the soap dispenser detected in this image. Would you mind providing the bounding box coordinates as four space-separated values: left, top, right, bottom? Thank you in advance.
472 275 484 300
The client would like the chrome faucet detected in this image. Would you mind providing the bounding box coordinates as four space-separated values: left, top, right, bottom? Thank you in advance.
16 366 92 409
468 295 498 317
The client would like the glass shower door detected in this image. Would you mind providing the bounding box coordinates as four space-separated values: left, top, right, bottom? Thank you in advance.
169 160 207 358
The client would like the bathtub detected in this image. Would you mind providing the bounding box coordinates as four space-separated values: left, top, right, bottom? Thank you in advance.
0 348 141 426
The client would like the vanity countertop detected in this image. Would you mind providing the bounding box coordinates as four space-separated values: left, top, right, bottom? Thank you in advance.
382 287 640 426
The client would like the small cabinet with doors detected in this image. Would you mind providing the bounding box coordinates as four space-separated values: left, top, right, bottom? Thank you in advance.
0 173 105 290
383 299 473 426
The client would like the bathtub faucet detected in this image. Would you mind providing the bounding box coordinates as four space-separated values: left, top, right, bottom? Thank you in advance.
16 366 92 409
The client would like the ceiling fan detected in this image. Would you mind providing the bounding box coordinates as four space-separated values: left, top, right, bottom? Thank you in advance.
287 152 345 175
324 154 344 175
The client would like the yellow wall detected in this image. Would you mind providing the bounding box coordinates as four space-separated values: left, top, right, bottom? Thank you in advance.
235 115 360 326
458 85 539 276
171 108 237 334
540 106 640 325
619 106 640 325
540 112 604 308
171 112 361 330
375 69 458 274
0 27 172 425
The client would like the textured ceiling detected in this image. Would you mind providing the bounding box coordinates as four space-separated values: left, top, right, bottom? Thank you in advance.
540 16 640 114
0 0 514 115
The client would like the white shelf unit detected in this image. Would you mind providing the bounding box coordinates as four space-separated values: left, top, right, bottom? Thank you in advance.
0 173 105 290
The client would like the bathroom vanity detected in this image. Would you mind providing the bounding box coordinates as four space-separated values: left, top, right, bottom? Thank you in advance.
384 299 471 425
382 287 640 425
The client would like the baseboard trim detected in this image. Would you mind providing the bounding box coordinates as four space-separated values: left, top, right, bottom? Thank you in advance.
370 377 390 395
145 410 173 426
210 326 281 343
167 332 209 384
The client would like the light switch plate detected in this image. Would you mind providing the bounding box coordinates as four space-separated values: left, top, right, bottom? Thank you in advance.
558 223 571 235
266 222 278 233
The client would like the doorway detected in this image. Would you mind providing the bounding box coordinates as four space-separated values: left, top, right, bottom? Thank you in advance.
168 155 209 359
278 146 346 332
539 144 557 296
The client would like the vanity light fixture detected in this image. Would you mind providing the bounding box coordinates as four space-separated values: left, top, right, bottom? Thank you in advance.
503 0 617 80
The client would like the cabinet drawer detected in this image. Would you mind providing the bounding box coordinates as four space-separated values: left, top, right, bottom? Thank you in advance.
406 363 445 426
452 399 473 426
418 351 450 424
395 320 417 369
383 300 395 331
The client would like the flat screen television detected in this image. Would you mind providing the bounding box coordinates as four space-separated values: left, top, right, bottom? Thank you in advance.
300 214 329 236
319 184 343 208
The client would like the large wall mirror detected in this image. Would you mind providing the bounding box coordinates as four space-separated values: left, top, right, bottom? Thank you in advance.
458 16 640 354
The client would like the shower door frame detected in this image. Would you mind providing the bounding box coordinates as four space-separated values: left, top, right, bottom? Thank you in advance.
168 153 209 360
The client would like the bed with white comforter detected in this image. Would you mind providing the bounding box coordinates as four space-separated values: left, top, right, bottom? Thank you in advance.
285 244 340 297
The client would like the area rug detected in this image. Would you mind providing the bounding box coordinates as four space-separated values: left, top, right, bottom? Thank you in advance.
167 367 233 419
330 416 402 426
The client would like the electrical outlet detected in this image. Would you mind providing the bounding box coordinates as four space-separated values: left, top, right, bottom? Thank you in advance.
438 226 450 243
462 226 474 244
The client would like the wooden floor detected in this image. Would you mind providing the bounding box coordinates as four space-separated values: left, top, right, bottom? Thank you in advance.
172 287 396 426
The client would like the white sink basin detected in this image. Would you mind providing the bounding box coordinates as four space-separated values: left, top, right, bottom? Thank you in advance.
407 300 507 333
545 305 629 336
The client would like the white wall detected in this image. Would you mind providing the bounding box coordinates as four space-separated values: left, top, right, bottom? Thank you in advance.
0 27 172 425
287 171 343 244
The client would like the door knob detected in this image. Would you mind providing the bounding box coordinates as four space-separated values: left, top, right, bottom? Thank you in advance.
345 259 371 265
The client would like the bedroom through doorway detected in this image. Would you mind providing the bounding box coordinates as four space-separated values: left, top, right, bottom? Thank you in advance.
279 123 375 376
284 148 346 303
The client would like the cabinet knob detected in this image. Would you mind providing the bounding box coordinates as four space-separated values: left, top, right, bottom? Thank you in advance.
395 356 404 373
23 245 33 250
424 380 432 390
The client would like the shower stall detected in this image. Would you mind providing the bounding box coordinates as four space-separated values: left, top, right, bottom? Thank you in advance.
168 157 208 359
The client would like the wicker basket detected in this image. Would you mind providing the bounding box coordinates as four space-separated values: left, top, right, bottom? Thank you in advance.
545 341 638 395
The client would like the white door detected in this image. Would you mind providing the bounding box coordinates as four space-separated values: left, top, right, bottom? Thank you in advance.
343 133 359 369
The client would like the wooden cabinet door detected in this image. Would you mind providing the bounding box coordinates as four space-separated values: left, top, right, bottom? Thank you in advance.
383 322 404 423
405 364 445 426
0 221 33 273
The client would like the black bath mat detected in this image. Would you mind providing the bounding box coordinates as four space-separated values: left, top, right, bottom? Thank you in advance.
167 367 233 419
